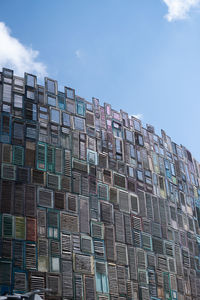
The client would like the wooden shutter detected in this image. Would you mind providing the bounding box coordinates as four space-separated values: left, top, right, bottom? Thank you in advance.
1 164 16 181
74 253 93 274
2 143 12 163
54 191 65 210
64 149 71 176
124 214 133 245
116 243 127 265
14 272 27 292
113 173 126 189
37 209 46 238
26 217 37 241
105 225 116 262
15 216 25 240
37 142 46 171
82 176 89 197
55 148 62 173
61 212 79 233
114 211 125 243
74 274 83 300
108 263 118 296
38 188 53 208
81 235 93 254
84 275 96 300
62 260 73 299
25 141 35 168
14 182 25 216
32 169 45 185
47 145 55 172
3 214 13 238
25 185 36 217
79 196 90 234
25 242 36 269
47 173 60 190
13 146 24 166
0 261 11 286
117 265 127 296
72 172 81 194
61 232 72 259
100 201 113 224
13 240 24 268
118 190 130 213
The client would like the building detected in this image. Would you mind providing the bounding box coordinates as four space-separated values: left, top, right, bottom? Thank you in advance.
0 67 200 299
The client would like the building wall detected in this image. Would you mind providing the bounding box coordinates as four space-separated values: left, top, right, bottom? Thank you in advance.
0 67 200 299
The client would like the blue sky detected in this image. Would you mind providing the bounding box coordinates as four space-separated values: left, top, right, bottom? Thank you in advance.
0 0 200 159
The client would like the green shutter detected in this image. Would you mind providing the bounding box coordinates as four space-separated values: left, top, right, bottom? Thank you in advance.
3 214 13 238
15 216 26 240
47 145 55 172
37 142 47 171
13 146 24 166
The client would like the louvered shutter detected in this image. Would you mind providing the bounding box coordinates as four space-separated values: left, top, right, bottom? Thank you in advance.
152 222 162 238
113 173 126 189
15 216 25 240
72 132 79 158
47 274 61 296
38 188 53 208
159 198 167 225
100 201 113 224
124 214 133 245
17 167 29 183
132 214 142 231
55 148 62 173
116 243 127 265
0 261 11 286
137 190 146 217
118 190 129 212
13 146 24 166
29 272 45 298
152 196 160 223
147 252 156 269
91 221 104 239
152 237 164 254
37 142 46 171
82 176 89 196
14 182 25 216
142 232 152 251
25 185 36 217
64 149 71 176
157 255 168 271
115 211 125 243
72 172 81 194
74 274 83 300
89 176 97 194
61 175 71 192
47 145 55 172
25 141 35 168
25 242 36 269
108 263 118 295
105 225 116 262
54 191 65 210
47 173 60 190
1 180 13 213
89 195 99 220
79 196 90 234
175 245 183 276
93 239 105 259
139 286 150 300
74 253 93 274
1 238 12 260
32 169 45 185
37 209 46 238
13 240 24 268
130 194 139 213
62 260 73 299
145 193 153 220
117 265 127 295
61 232 72 259
61 212 79 233
26 217 37 241
84 275 96 300
2 143 12 163
128 246 137 280
3 214 13 238
81 235 92 254
14 272 27 292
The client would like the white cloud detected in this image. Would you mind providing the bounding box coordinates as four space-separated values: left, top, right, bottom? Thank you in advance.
0 22 47 78
162 0 200 21
75 49 82 59
132 113 143 120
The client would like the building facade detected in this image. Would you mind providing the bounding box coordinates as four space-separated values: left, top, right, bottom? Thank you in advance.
0 67 200 299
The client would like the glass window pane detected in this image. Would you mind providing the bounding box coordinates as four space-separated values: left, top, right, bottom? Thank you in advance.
48 96 56 106
47 79 55 94
74 116 85 131
66 87 75 100
51 109 60 124
14 94 23 108
63 112 71 127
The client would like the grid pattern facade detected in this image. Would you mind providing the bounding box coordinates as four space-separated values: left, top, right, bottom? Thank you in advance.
0 67 200 299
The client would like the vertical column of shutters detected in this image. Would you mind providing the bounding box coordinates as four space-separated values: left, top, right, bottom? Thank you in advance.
105 225 116 262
